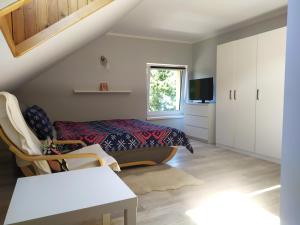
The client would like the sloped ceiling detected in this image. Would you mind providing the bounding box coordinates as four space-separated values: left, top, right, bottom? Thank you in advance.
110 0 287 43
0 0 142 91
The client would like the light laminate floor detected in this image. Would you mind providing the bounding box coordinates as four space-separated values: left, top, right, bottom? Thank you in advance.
0 140 281 225
115 140 281 225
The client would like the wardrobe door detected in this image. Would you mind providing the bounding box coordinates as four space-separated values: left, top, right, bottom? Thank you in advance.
216 42 236 147
256 27 287 159
234 36 257 152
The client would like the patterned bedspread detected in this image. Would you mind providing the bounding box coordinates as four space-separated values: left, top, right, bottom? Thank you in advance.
54 119 193 153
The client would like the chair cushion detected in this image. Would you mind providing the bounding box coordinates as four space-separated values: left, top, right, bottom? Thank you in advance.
66 144 120 172
42 141 69 173
24 105 53 140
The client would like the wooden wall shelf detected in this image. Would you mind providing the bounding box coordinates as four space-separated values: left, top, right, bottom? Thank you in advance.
73 90 132 94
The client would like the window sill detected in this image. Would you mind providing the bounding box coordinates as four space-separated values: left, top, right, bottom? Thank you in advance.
147 115 184 121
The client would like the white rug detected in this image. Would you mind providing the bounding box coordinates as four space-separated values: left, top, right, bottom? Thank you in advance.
121 166 203 195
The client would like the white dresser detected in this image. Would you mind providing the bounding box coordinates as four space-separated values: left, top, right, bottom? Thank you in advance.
184 103 216 144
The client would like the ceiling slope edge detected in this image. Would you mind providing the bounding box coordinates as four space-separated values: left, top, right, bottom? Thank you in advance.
0 0 142 91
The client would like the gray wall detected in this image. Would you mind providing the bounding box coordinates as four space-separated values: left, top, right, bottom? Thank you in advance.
281 1 300 224
192 12 287 79
15 35 192 130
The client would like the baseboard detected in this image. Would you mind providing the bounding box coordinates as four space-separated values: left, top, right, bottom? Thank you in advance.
216 143 281 164
187 136 208 143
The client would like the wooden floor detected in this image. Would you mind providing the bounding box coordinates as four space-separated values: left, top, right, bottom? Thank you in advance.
115 140 281 225
0 140 281 225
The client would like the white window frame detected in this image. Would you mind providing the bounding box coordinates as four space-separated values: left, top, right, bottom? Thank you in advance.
146 63 188 120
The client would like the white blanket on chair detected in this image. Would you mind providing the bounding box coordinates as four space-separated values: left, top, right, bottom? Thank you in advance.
0 92 43 155
66 144 120 172
0 92 51 173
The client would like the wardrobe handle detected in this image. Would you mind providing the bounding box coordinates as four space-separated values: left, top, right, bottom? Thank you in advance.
234 90 236 100
257 89 260 101
229 90 232 100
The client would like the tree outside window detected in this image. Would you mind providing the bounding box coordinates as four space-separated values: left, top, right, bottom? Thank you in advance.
149 68 182 113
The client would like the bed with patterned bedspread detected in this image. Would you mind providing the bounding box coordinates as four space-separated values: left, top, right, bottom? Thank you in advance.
54 119 193 153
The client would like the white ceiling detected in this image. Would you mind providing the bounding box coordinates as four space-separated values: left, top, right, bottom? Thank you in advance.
110 0 288 43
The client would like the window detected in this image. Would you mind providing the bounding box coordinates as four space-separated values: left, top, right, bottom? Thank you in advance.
147 64 187 118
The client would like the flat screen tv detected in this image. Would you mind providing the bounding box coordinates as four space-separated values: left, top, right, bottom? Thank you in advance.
189 78 214 103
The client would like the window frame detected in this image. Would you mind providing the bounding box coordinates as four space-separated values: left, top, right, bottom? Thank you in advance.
146 63 188 119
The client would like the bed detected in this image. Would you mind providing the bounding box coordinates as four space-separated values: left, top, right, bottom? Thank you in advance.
23 105 193 168
53 119 193 167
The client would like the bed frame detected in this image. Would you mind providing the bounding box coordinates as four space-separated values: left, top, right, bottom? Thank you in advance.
0 126 178 176
111 146 177 168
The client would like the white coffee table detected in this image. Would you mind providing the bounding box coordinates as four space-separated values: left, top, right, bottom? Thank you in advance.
4 166 137 225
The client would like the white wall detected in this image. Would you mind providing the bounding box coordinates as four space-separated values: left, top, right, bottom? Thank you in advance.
281 1 300 224
14 35 192 130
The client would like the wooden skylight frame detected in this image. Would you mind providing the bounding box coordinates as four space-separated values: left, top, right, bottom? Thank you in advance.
0 0 30 17
0 0 113 57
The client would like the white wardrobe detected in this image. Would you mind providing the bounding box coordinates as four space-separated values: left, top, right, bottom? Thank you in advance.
216 27 286 161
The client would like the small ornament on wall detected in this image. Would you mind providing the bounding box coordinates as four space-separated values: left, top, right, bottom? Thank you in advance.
99 82 109 91
99 56 109 69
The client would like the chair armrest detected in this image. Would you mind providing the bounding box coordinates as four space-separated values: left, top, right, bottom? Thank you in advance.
52 140 87 147
9 146 104 166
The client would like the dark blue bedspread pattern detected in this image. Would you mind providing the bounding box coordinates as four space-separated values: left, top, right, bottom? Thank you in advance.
54 119 193 153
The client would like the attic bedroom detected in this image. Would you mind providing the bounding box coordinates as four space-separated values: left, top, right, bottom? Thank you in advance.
1 0 300 225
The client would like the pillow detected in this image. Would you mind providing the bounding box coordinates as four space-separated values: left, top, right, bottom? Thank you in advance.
42 140 69 173
24 105 53 140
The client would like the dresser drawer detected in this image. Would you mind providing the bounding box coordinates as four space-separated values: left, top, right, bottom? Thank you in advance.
184 115 208 128
185 104 208 116
184 125 208 140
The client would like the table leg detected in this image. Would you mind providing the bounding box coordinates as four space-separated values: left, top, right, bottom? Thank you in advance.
124 208 136 225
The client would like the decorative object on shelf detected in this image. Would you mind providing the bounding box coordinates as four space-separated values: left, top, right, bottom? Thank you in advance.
99 82 109 91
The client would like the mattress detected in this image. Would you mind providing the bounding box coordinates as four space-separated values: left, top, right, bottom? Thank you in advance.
54 119 193 153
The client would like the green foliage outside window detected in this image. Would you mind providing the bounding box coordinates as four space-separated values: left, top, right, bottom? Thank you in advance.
149 69 181 112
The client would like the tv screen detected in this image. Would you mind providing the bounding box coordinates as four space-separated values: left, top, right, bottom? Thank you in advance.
189 78 214 102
